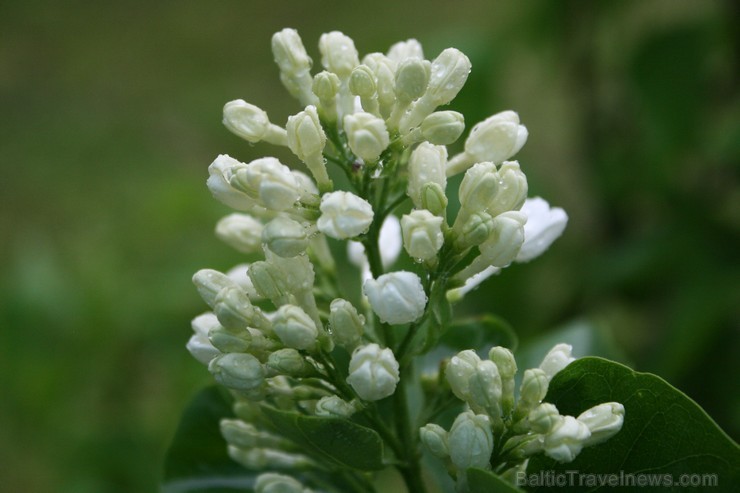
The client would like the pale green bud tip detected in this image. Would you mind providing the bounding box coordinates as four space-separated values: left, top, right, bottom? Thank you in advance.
187 313 221 365
346 343 400 401
213 285 257 330
312 71 340 100
349 65 376 97
448 411 494 469
487 160 528 216
286 105 326 161
528 403 562 434
247 261 284 301
223 100 270 143
421 183 448 217
458 161 498 213
319 31 359 77
468 359 503 416
401 209 444 261
420 111 465 145
539 343 575 381
489 346 517 378
420 423 449 459
395 58 430 102
209 353 265 391
215 213 263 254
315 395 360 418
328 298 365 349
192 269 236 308
363 271 427 325
544 415 591 463
208 326 251 353
317 191 374 239
273 304 318 350
445 350 482 402
255 472 305 493
516 197 568 263
407 142 447 210
578 402 625 447
343 112 390 162
266 348 312 377
456 211 494 249
387 38 424 62
236 157 302 211
262 217 308 258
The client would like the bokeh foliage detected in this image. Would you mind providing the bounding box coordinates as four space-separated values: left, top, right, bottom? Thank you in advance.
0 1 737 492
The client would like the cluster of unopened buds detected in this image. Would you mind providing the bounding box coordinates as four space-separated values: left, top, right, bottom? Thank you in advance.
186 28 623 492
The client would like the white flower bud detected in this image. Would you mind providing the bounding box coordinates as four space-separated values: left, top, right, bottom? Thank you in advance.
187 313 222 365
458 162 498 214
346 343 400 401
315 395 360 418
213 286 259 331
313 70 341 101
387 38 424 63
286 105 326 160
401 209 444 261
272 304 318 351
465 111 528 164
468 360 503 418
319 31 360 78
207 154 260 212
261 217 308 258
317 191 374 239
223 100 288 146
539 343 575 381
231 157 302 211
407 142 447 210
515 368 549 420
420 423 449 459
447 411 493 470
445 350 482 403
577 402 625 447
362 53 396 118
328 298 365 349
230 447 314 470
478 211 527 268
255 472 306 493
215 214 263 254
226 264 262 301
209 353 265 392
544 415 591 463
420 111 465 145
516 197 568 262
400 48 471 129
343 112 390 162
266 348 315 377
486 161 528 217
528 403 562 434
192 269 237 308
271 29 317 106
363 271 426 325
489 346 517 416
349 64 376 98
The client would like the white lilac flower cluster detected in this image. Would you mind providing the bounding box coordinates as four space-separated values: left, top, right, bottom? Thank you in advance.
185 28 602 490
421 344 624 486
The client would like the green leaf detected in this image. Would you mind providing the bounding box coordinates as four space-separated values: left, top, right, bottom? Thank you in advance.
467 467 525 493
162 386 256 493
260 405 385 471
525 358 740 492
442 315 518 353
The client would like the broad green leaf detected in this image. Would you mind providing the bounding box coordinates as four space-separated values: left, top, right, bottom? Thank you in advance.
467 467 525 493
526 358 740 492
442 315 518 353
162 386 256 493
260 405 385 471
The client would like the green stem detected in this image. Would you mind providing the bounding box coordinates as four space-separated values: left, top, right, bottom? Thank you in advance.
394 363 427 493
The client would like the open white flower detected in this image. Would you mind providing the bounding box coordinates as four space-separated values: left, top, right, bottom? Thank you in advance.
516 197 568 262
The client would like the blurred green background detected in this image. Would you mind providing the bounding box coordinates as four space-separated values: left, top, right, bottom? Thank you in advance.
1 1 738 491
